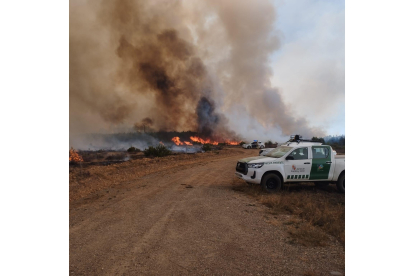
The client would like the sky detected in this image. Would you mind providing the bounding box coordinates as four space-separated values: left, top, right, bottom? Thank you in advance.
269 0 345 135
69 0 345 145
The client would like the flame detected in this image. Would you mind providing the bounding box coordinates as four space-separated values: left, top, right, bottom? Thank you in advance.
189 136 219 145
172 136 193 146
226 141 240 145
159 141 165 145
190 136 240 145
173 136 239 146
69 147 83 162
172 136 184 145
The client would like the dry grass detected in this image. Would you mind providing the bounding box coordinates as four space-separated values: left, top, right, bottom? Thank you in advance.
70 148 247 202
233 181 345 246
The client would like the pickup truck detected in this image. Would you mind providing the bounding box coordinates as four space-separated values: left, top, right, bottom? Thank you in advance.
242 141 264 149
259 148 274 156
235 141 345 193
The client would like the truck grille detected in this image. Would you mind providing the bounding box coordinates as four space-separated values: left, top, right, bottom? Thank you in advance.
236 162 248 175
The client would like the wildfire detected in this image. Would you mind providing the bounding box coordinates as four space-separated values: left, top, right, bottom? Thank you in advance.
171 137 183 145
172 136 239 146
171 136 193 146
226 141 240 146
190 136 218 145
190 136 240 145
159 141 165 145
69 147 83 162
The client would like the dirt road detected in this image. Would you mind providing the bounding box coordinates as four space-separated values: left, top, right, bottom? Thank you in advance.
70 150 344 275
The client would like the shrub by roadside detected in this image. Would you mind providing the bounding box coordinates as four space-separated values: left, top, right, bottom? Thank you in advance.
202 144 212 152
127 146 141 153
144 144 172 157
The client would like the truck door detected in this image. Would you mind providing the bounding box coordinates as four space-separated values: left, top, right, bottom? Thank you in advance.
284 147 312 181
309 146 332 180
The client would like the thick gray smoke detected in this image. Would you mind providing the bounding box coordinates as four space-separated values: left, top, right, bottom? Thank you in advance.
70 0 324 147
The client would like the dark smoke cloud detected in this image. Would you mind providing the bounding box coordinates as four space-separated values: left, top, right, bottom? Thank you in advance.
70 0 324 145
133 117 153 132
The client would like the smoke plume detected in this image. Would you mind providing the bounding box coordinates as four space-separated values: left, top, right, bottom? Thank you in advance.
70 0 324 146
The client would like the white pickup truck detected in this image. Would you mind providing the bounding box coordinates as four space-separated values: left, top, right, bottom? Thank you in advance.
235 141 345 193
242 141 264 149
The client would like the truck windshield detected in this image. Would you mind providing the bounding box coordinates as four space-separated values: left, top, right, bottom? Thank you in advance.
265 146 292 158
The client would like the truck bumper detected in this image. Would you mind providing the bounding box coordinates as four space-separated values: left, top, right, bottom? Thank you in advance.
235 169 263 184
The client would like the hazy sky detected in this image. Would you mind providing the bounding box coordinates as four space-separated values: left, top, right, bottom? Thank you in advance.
69 0 345 144
269 0 345 135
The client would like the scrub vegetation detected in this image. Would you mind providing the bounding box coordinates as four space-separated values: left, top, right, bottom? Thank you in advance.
144 144 172 157
201 143 212 152
233 182 345 246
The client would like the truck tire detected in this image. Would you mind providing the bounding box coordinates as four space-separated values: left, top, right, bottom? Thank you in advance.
261 173 282 193
247 145 251 149
336 174 345 193
314 181 329 188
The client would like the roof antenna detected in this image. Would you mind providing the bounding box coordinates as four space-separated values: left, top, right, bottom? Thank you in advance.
294 134 300 144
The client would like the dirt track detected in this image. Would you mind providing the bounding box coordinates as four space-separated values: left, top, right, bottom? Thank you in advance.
70 149 344 275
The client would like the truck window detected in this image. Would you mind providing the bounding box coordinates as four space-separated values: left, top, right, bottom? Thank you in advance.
312 147 329 159
287 147 308 160
265 146 292 158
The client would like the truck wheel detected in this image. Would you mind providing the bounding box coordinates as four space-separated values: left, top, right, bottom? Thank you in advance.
261 173 282 193
336 174 345 193
260 145 264 149
247 146 251 149
314 181 329 188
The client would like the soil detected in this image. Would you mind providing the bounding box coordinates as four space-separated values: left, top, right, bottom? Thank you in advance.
70 148 345 275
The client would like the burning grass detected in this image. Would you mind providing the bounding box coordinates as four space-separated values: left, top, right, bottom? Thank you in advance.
171 135 240 146
233 182 345 246
69 147 83 162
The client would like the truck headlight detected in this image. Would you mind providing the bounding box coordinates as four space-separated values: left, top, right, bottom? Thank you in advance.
247 163 264 168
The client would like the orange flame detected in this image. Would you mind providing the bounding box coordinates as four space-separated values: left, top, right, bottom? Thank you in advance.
69 148 83 162
226 141 240 145
173 136 239 146
171 136 183 145
159 141 165 145
172 137 193 146
190 136 218 145
190 136 240 145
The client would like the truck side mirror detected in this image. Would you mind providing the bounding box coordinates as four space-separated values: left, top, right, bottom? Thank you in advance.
286 156 294 160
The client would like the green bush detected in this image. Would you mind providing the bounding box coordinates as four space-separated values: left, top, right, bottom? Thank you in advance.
202 144 212 152
144 144 172 157
239 141 246 146
127 146 140 152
